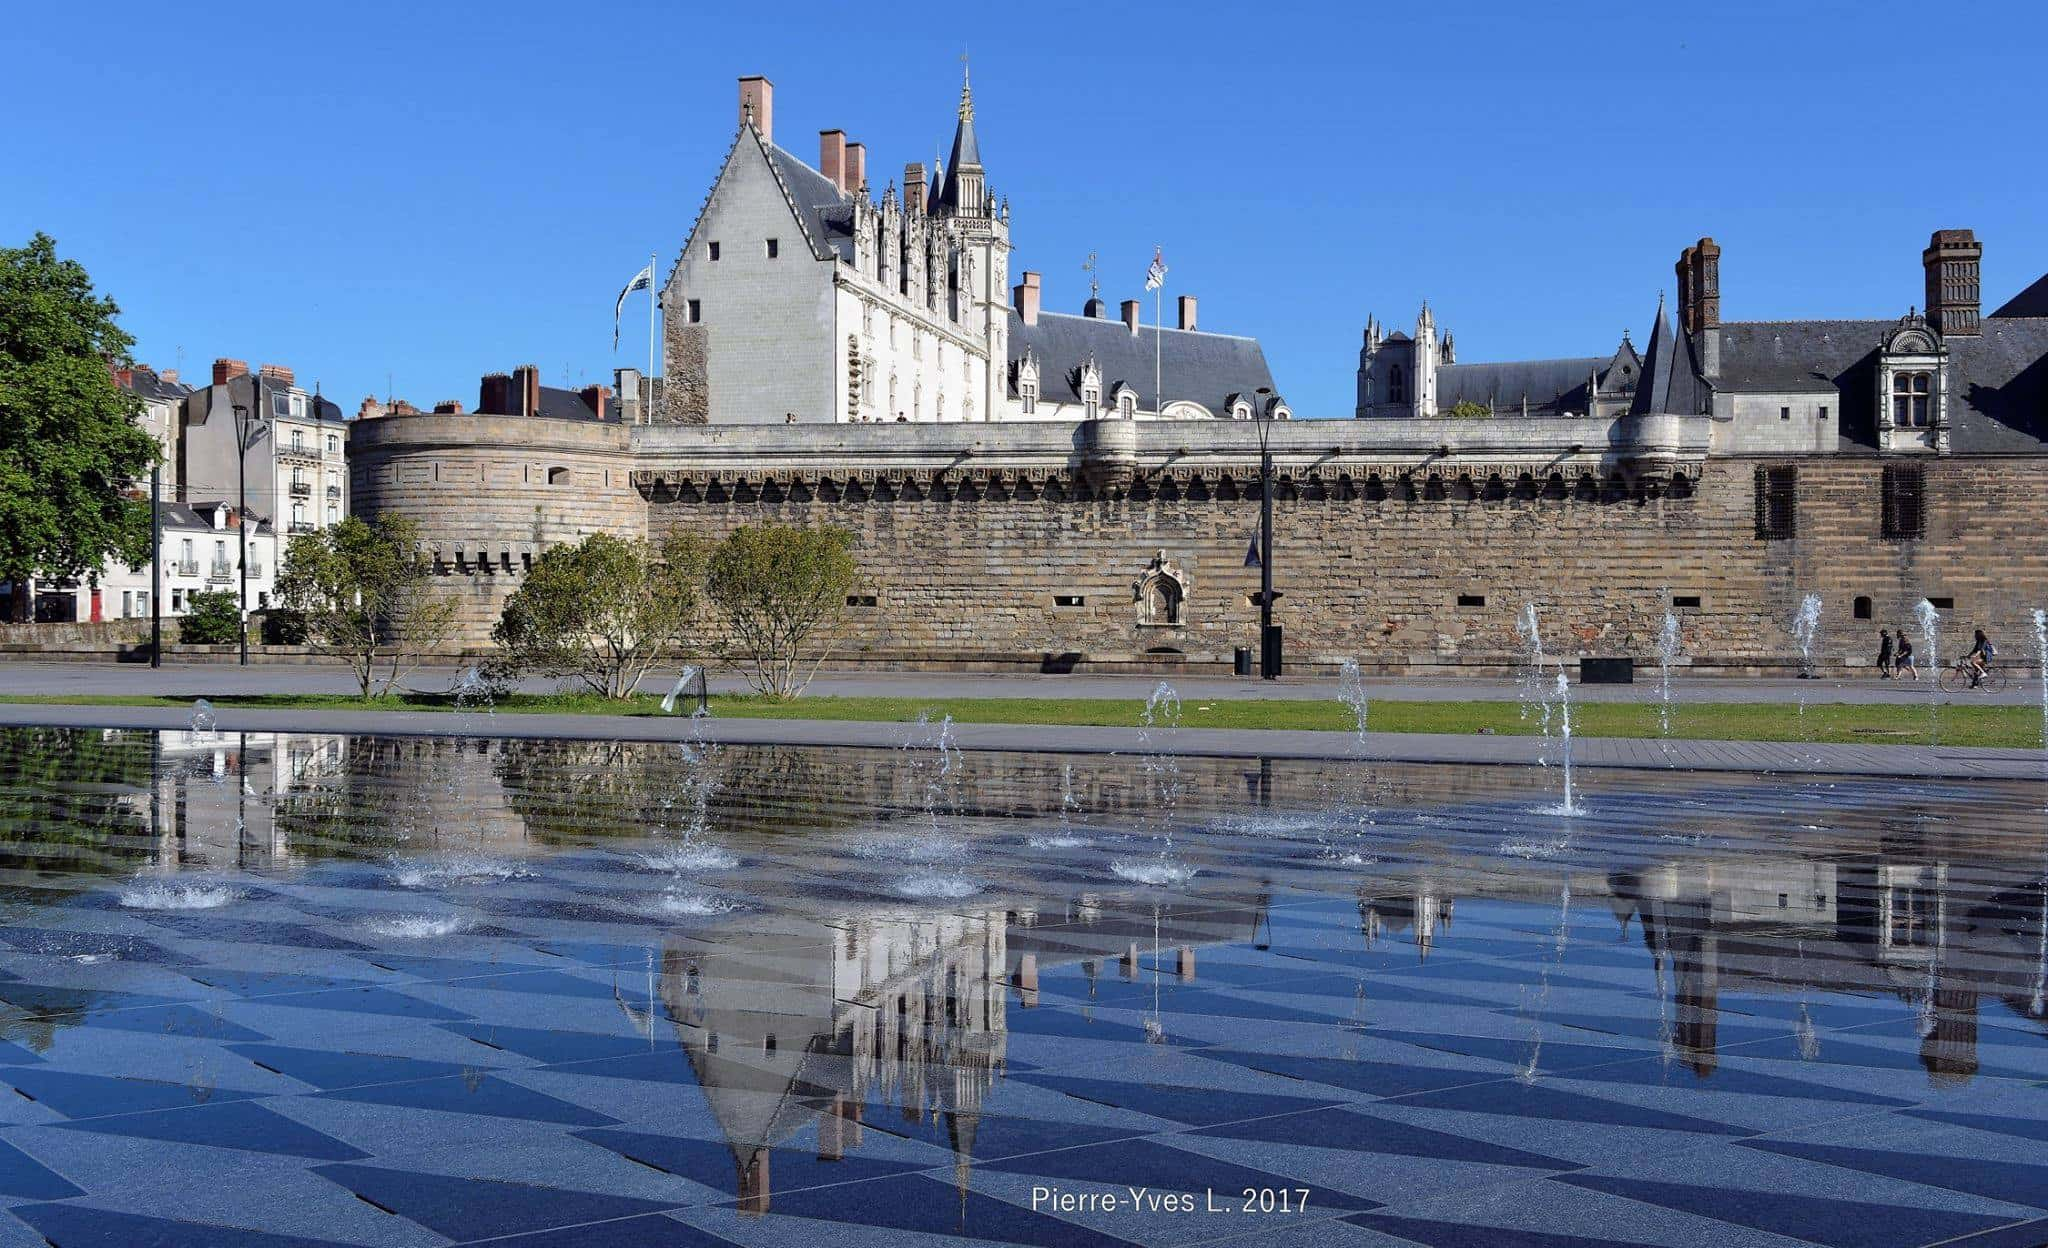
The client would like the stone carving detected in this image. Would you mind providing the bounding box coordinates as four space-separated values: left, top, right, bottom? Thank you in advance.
1133 550 1189 626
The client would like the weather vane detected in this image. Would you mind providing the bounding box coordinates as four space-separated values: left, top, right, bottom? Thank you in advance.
1083 250 1099 300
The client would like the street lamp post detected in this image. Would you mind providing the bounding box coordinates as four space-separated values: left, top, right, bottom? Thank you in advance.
150 453 162 668
1253 386 1278 679
229 398 266 667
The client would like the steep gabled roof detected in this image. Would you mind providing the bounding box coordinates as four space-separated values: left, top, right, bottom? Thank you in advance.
1991 272 2048 319
1007 310 1275 415
670 125 845 283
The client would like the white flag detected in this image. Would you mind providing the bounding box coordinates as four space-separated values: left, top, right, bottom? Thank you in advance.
614 263 654 349
1144 247 1167 292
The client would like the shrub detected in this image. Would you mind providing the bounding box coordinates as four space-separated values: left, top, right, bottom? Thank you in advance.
179 591 243 645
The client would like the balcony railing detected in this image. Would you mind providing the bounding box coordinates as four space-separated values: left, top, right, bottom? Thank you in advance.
207 562 234 582
288 521 316 534
325 485 341 498
173 559 199 576
289 481 312 497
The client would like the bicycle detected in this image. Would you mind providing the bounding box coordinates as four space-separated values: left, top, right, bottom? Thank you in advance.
1937 660 2007 694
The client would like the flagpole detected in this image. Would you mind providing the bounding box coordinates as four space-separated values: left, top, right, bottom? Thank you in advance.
647 251 657 407
1155 280 1163 417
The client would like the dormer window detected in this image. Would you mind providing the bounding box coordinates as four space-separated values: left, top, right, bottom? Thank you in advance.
1892 372 1931 426
1229 396 1252 420
1020 381 1037 414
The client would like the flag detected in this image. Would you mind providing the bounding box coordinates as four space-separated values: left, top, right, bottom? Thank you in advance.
1144 247 1167 292
614 263 654 349
1243 534 1262 568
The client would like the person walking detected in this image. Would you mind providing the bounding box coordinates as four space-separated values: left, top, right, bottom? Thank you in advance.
1876 629 1895 679
1894 630 1917 679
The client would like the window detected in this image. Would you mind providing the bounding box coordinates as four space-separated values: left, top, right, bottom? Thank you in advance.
687 299 701 323
708 241 720 260
1818 406 1829 422
1389 365 1405 404
1881 465 1925 539
1754 465 1797 539
1853 595 1872 620
136 591 149 616
327 434 339 453
290 394 306 418
272 392 290 418
290 502 306 528
1117 391 1137 418
1672 594 1702 609
1020 381 1037 415
1892 371 1931 426
1456 594 1486 607
547 466 569 485
1780 406 1791 421
172 589 184 611
1928 596 1954 610
291 428 304 450
1054 594 1085 607
121 591 132 617
845 594 877 607
765 238 779 258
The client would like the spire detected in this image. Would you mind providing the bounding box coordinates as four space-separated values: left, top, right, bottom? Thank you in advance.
936 59 985 215
1629 291 1708 417
959 53 974 122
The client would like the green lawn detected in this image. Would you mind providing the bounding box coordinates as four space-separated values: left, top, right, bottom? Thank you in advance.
0 690 2038 748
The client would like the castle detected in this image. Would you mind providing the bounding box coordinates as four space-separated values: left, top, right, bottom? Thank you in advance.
350 73 2048 674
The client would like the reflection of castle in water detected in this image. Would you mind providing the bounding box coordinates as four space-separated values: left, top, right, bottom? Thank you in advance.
651 893 1268 1213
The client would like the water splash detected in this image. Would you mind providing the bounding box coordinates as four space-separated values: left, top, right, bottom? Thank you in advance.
1029 763 1090 848
390 854 534 889
1127 683 1193 883
894 872 981 900
119 880 241 910
650 888 739 917
450 667 496 716
635 844 739 872
367 915 468 939
1110 858 1199 887
1336 658 1369 752
2033 608 2047 750
1791 593 1823 678
1539 669 1584 816
1916 598 1942 745
1655 608 1682 737
1516 605 1556 760
189 699 217 735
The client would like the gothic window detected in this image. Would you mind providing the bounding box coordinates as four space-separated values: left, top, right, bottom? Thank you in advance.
860 357 875 406
1083 388 1100 420
964 398 975 422
1389 365 1406 404
1754 465 1797 539
862 306 873 337
1019 380 1038 414
1892 372 1931 426
1881 465 1926 539
936 393 947 421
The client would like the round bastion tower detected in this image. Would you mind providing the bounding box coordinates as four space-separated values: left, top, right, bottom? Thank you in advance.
348 366 642 649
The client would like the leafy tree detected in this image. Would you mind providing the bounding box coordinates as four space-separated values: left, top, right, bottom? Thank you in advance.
1443 400 1492 419
275 514 457 700
0 234 159 590
491 530 706 700
178 590 244 645
705 524 857 699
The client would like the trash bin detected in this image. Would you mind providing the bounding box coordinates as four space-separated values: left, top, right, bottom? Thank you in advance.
1233 647 1253 677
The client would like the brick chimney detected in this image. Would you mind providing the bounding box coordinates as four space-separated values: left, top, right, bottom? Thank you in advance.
479 371 512 414
1121 299 1141 334
432 400 464 414
1924 228 1982 337
1177 295 1198 331
512 364 541 417
213 358 249 385
738 76 773 144
844 142 866 193
819 130 846 192
1013 271 1041 326
160 368 179 385
579 384 611 421
1673 246 1696 334
1693 237 1722 377
114 365 134 388
258 364 295 386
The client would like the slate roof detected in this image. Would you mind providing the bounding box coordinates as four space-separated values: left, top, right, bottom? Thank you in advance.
1990 272 2048 319
1630 301 1710 418
119 367 191 404
1007 310 1277 415
764 142 852 262
160 501 273 535
535 385 615 422
186 373 346 428
936 105 979 213
1712 316 2048 452
1436 358 1605 415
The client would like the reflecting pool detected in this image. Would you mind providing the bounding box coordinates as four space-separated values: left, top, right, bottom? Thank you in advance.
1 725 2046 1247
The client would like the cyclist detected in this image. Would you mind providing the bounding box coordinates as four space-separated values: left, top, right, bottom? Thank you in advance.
1965 629 1996 688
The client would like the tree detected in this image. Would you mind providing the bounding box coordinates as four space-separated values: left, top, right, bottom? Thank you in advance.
0 234 159 591
275 514 458 700
179 590 243 645
491 531 706 700
1443 400 1492 419
705 524 857 699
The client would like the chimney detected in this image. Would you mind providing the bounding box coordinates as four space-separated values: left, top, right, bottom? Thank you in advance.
579 383 611 422
1177 295 1198 331
1694 236 1722 377
160 368 179 385
432 400 464 414
615 367 644 423
479 371 512 414
1013 271 1041 326
213 358 249 385
1673 246 1696 334
114 365 134 388
738 76 773 144
1121 299 1141 334
259 364 295 386
819 130 846 191
903 163 925 215
512 364 541 417
1924 228 1983 337
844 142 866 193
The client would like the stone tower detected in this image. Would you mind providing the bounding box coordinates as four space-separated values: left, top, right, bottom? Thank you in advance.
929 63 1010 422
1412 302 1440 417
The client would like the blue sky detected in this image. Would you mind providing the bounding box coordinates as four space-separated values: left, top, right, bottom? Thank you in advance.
7 0 2044 417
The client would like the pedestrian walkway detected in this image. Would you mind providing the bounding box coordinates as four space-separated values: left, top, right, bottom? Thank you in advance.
3 700 2040 782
